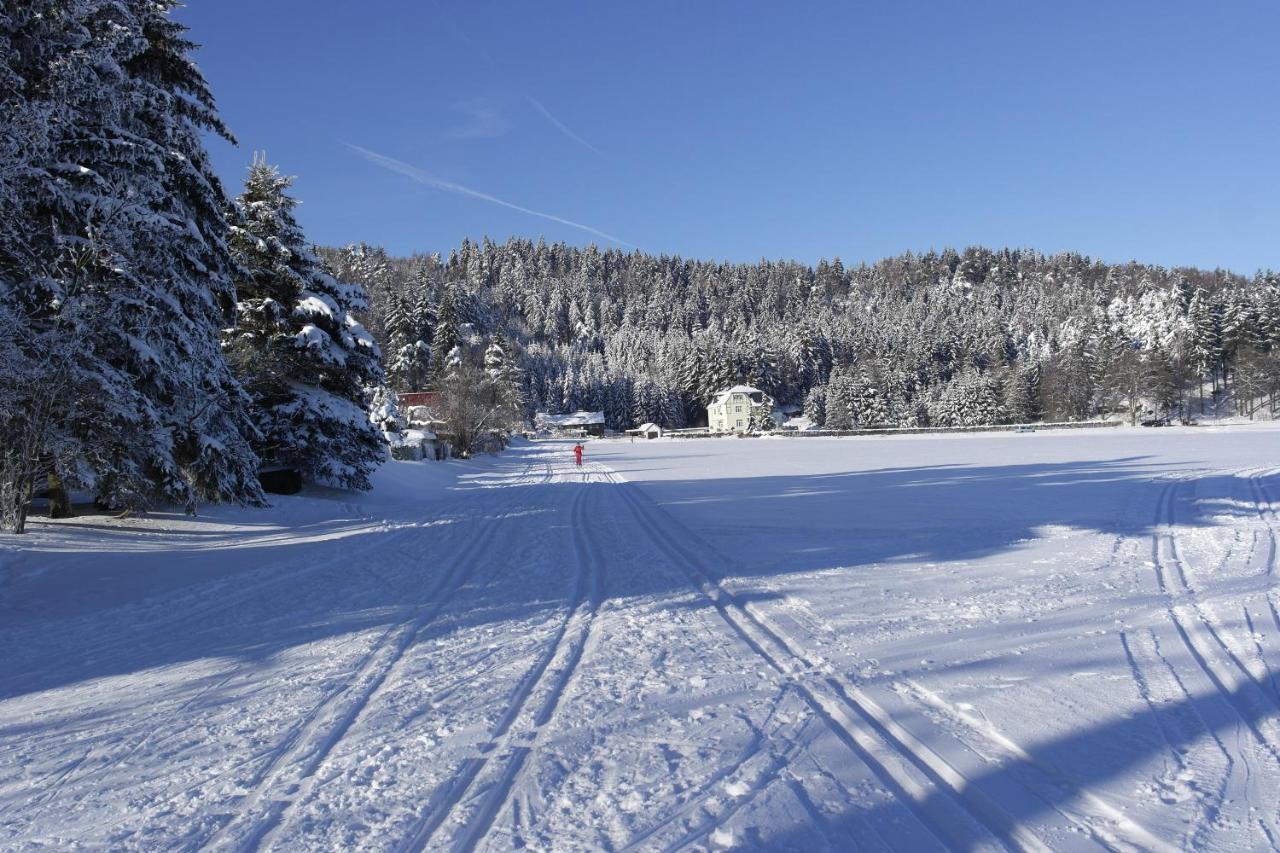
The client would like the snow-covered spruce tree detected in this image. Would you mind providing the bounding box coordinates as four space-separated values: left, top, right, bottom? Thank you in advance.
368 384 405 440
0 0 264 531
848 374 892 428
931 371 1005 427
660 386 687 429
1001 365 1042 424
803 384 827 427
823 372 856 430
335 242 394 326
604 375 632 431
485 334 527 417
383 293 431 391
483 336 510 379
430 284 465 381
223 157 385 490
631 377 659 426
1186 288 1219 409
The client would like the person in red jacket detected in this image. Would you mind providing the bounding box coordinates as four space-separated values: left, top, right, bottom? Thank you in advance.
574 443 584 466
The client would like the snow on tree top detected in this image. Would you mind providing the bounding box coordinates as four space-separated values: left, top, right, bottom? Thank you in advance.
536 411 606 427
294 292 339 320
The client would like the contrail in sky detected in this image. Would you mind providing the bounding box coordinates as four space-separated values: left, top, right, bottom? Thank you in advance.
525 96 604 157
344 143 634 249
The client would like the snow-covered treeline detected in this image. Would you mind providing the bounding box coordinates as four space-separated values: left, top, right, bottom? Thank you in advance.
326 238 1280 432
0 2 383 532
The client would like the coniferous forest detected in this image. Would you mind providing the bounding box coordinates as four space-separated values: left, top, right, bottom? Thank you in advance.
329 239 1280 435
3 2 1279 533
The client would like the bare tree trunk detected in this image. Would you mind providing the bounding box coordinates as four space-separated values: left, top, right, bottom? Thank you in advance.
47 468 73 519
0 454 33 535
0 419 46 534
0 377 64 534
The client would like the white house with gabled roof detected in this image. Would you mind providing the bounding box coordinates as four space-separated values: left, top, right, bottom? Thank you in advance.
626 422 662 439
535 410 606 437
707 385 773 433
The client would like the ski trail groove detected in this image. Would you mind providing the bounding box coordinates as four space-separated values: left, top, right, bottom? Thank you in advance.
1243 469 1280 654
1119 630 1221 850
205 461 548 851
623 692 832 853
457 473 609 851
606 469 1047 853
1150 479 1280 767
397 470 605 852
14 515 469 815
899 675 1177 852
1248 470 1278 578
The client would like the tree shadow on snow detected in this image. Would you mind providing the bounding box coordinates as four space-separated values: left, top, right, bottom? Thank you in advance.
0 443 1267 728
601 452 1254 585
747 671 1278 851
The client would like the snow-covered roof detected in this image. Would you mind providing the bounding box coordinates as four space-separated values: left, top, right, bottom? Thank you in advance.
537 411 605 427
625 422 662 434
711 385 765 405
387 428 438 446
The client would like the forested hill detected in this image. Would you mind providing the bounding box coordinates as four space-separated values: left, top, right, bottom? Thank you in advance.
321 239 1279 431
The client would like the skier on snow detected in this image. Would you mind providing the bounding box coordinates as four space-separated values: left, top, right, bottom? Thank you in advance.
574 443 584 466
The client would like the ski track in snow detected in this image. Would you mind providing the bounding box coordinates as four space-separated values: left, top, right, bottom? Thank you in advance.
208 465 551 851
5 429 1280 850
1151 479 1280 765
601 471 1047 852
400 473 606 851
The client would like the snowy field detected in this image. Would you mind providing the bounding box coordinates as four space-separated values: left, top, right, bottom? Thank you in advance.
3 426 1280 851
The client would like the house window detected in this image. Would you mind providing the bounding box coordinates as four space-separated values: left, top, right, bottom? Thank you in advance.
736 419 744 428
734 405 742 413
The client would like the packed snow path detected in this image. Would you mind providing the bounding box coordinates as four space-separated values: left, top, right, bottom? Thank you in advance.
4 428 1280 850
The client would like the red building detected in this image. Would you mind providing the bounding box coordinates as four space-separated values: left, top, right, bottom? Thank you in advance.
397 390 441 409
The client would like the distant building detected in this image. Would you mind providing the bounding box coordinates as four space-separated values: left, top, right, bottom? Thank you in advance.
390 427 449 462
397 390 441 409
390 393 454 461
397 390 443 430
536 410 606 437
707 385 773 433
626 422 662 439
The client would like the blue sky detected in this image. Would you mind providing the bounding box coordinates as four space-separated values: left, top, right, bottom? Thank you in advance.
178 2 1279 272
